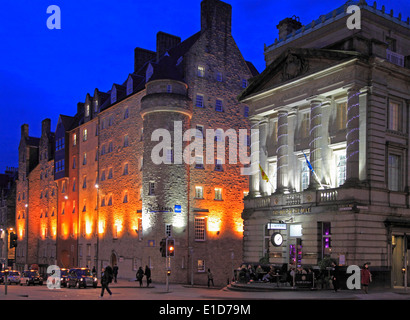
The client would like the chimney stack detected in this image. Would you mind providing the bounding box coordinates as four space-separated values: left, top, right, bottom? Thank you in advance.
134 47 156 73
156 32 181 62
201 0 232 34
41 118 51 136
21 124 29 139
276 16 302 40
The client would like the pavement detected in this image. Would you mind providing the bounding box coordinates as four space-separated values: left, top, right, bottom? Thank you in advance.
1 278 410 301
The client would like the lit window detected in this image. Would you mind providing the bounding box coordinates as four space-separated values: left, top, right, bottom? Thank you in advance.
73 134 77 146
214 188 222 200
301 157 310 191
195 186 203 199
194 218 205 241
83 129 88 141
197 260 205 272
197 66 205 77
337 102 347 130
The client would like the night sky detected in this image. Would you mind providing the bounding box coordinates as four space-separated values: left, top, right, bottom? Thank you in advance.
1 0 409 172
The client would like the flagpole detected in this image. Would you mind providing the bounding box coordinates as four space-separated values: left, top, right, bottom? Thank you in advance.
302 151 324 189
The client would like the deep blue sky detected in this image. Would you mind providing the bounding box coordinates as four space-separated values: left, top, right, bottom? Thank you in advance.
0 0 409 173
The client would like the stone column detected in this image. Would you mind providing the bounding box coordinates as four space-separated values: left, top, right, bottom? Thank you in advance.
276 109 289 193
249 118 260 197
259 118 269 196
308 97 324 189
345 85 361 185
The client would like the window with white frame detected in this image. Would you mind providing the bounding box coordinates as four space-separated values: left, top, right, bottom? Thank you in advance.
214 188 222 200
194 217 205 241
301 160 310 191
388 154 401 191
336 152 346 187
195 186 203 199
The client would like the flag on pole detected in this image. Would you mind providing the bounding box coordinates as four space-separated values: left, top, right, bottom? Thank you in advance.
302 151 324 189
259 164 269 182
303 152 313 171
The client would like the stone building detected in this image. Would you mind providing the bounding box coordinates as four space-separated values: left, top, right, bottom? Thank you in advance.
0 167 17 268
15 0 257 286
239 1 410 287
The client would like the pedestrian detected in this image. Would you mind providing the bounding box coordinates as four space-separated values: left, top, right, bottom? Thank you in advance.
113 264 118 283
100 267 112 298
136 266 144 287
92 266 96 277
207 268 214 287
145 265 151 287
105 265 113 284
331 262 340 292
361 263 372 294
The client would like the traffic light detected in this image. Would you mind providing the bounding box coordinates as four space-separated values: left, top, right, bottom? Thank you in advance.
160 238 166 257
166 238 175 257
9 232 17 249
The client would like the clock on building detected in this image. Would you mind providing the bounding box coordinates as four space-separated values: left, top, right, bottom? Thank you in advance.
271 232 283 247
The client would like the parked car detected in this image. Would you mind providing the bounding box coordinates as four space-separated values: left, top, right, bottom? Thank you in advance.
5 271 21 285
60 268 69 287
20 270 43 286
67 268 98 288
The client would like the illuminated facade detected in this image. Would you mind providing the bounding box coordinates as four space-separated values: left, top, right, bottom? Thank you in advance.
239 2 410 287
15 0 257 286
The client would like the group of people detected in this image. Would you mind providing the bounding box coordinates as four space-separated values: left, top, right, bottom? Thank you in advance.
136 265 152 287
237 262 373 293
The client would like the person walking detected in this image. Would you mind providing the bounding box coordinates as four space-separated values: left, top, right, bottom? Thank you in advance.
331 262 340 292
100 267 112 298
207 268 214 287
361 263 372 294
145 265 151 287
136 267 144 287
113 265 118 283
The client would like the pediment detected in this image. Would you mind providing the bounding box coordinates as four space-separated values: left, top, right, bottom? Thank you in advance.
240 48 362 100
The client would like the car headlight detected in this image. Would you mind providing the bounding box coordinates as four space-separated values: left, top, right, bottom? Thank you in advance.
93 277 97 281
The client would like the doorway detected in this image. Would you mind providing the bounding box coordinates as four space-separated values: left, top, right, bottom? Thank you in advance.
392 235 408 287
110 251 118 267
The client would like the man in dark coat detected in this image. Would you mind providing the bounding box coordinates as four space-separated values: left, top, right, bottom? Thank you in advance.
145 265 151 287
331 262 340 292
100 267 112 298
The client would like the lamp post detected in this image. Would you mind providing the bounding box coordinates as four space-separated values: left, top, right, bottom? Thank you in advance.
95 184 100 275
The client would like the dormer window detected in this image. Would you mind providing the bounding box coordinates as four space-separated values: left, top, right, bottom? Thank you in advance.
85 104 90 117
127 76 133 95
146 63 154 82
111 86 117 104
93 99 98 113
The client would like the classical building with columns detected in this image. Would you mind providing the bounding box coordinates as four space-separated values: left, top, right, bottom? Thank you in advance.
239 1 410 287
